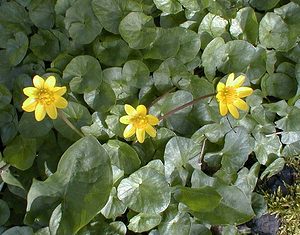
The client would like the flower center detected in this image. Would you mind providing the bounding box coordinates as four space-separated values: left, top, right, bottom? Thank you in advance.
218 86 237 103
132 115 148 129
37 88 55 105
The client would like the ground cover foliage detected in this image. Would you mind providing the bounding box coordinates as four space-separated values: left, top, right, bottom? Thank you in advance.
0 0 300 234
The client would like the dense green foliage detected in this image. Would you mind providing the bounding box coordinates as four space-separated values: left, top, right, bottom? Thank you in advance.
0 0 299 234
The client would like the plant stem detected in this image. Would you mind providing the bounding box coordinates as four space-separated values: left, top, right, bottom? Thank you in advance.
58 110 84 138
149 87 177 108
158 93 216 120
198 137 207 166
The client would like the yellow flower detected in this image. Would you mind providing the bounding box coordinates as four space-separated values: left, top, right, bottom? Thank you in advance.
120 104 159 143
22 75 68 121
216 73 253 119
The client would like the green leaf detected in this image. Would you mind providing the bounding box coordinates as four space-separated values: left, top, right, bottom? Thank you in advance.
198 13 228 48
153 58 189 92
249 0 280 11
202 37 225 80
63 55 102 94
251 193 267 218
218 40 256 73
6 32 29 66
2 226 33 235
92 0 142 34
103 67 138 101
178 0 201 11
153 0 182 14
206 0 239 19
230 7 258 44
119 12 157 49
81 112 114 140
93 37 131 66
234 163 260 197
0 84 12 109
117 164 171 213
101 187 126 219
122 60 150 88
158 205 191 234
84 81 116 113
281 131 300 144
3 136 36 170
28 0 55 29
103 140 141 175
283 140 300 156
142 28 180 60
192 123 228 143
78 217 127 235
18 113 52 138
35 227 50 235
1 169 24 190
0 2 32 35
29 30 60 61
26 136 113 234
64 0 102 44
253 132 281 165
260 157 285 180
192 185 255 224
53 102 92 141
0 105 18 145
275 107 300 131
128 213 162 233
174 27 201 63
0 199 10 225
174 186 221 212
259 12 297 51
261 73 297 99
164 137 200 185
274 2 300 31
213 127 253 183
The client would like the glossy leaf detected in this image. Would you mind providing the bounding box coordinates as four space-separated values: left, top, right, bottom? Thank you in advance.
3 136 36 170
26 136 113 234
117 163 171 214
128 213 161 233
63 55 102 94
119 12 157 49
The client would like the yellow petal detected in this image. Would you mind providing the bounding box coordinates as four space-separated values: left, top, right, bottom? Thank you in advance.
55 97 68 108
125 104 137 115
217 82 225 92
226 73 235 86
136 128 145 143
233 98 248 111
46 104 57 119
228 104 239 119
35 103 46 121
123 124 136 138
231 75 245 88
236 87 253 98
53 86 67 96
219 102 228 116
44 76 56 89
22 98 37 112
136 105 147 115
33 75 45 89
216 92 223 102
23 87 38 97
145 124 156 137
120 115 131 124
146 115 159 125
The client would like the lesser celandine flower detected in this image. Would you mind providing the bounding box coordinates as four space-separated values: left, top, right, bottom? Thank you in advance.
120 104 159 143
22 75 68 121
216 73 253 119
